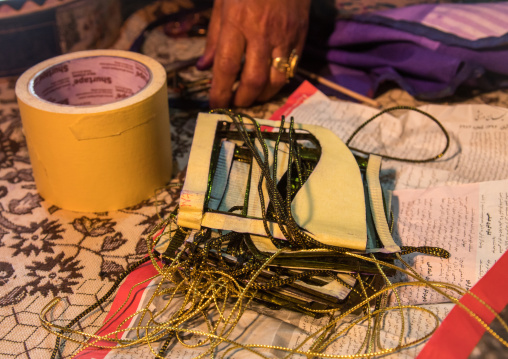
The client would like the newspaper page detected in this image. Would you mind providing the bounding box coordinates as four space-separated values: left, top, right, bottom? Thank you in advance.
392 179 508 305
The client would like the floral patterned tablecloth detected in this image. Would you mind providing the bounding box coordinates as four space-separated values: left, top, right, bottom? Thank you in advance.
0 0 507 358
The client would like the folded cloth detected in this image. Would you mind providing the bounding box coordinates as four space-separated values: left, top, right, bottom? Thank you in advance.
356 2 508 48
305 2 508 100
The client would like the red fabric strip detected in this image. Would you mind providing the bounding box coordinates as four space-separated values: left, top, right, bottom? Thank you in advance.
269 80 318 122
418 250 508 358
74 259 161 358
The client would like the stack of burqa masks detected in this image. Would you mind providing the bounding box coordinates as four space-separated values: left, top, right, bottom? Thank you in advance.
161 110 445 315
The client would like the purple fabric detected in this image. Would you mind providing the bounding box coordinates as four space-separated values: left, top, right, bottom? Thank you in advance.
305 18 508 100
375 2 508 41
355 4 508 49
375 3 437 22
327 19 441 50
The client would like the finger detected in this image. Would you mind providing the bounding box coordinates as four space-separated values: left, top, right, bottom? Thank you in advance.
197 0 223 70
257 33 306 102
256 47 290 103
233 40 271 108
209 24 245 108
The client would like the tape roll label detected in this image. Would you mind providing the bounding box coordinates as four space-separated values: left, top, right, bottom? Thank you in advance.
31 56 151 106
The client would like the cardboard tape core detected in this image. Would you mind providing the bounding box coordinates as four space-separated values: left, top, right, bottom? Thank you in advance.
30 56 151 106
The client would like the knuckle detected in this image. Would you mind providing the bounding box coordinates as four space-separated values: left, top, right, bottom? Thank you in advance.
215 55 241 75
242 73 267 90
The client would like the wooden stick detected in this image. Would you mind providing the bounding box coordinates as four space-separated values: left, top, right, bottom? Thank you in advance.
297 68 381 108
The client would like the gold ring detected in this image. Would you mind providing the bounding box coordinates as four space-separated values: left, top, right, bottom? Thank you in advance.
272 49 298 82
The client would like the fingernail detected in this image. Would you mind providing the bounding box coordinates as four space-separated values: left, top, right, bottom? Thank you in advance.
196 56 206 70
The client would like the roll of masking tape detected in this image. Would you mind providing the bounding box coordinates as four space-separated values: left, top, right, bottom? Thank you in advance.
15 49 172 212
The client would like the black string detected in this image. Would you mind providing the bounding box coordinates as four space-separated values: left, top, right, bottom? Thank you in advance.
346 106 450 163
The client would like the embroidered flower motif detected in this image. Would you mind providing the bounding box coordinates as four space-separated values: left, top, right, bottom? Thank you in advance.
0 107 20 126
124 198 153 211
26 252 83 297
72 217 116 237
101 233 127 252
0 286 27 307
137 204 175 236
0 186 7 199
0 129 20 168
0 168 33 184
0 226 8 248
8 192 42 215
10 219 63 257
137 213 162 236
100 260 124 281
135 236 148 255
0 262 14 286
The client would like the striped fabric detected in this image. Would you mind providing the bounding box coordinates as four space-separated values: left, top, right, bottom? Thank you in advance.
421 2 508 40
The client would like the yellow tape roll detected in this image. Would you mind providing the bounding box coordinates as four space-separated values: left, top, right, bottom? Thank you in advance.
15 50 172 212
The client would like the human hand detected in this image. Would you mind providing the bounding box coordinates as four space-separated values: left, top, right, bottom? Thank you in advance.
197 0 311 108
